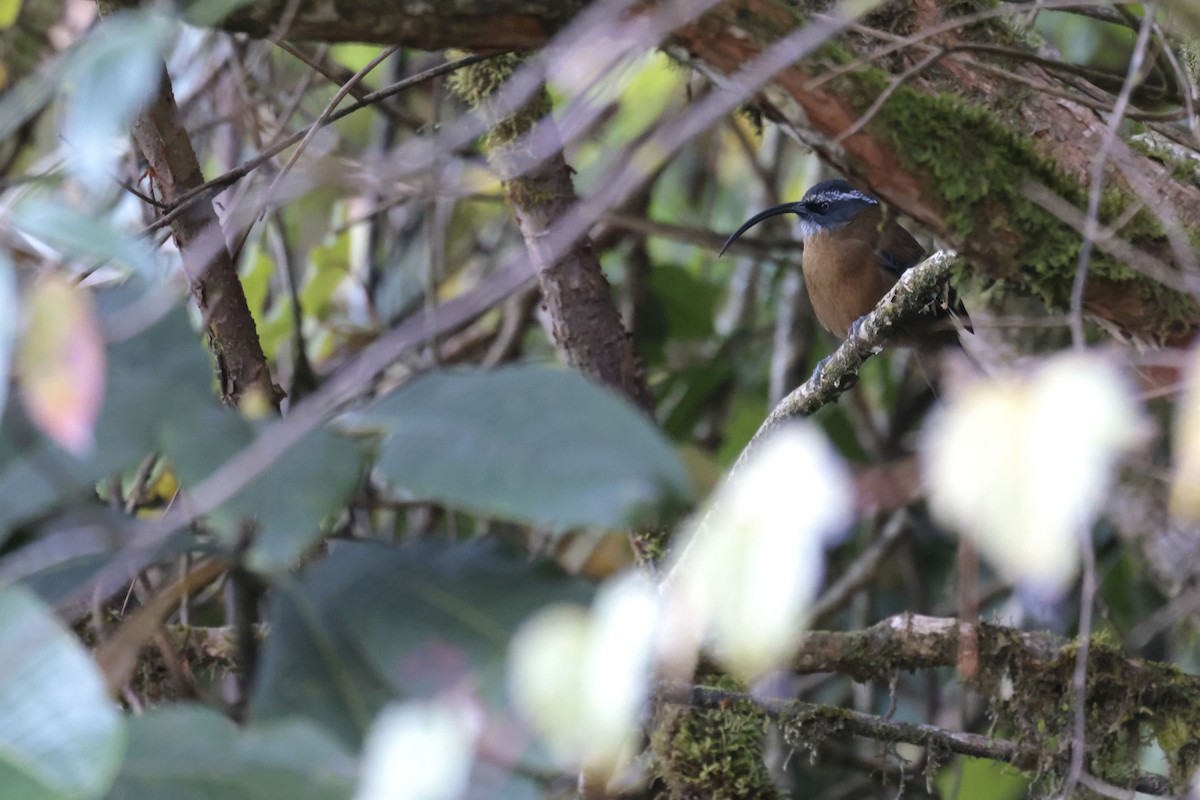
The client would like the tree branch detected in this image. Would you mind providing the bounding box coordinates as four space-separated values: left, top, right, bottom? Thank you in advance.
733 251 961 470
448 55 653 410
659 680 1175 796
770 613 1196 793
99 2 280 407
208 0 588 49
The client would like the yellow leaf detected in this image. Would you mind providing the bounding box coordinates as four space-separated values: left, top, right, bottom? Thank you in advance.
0 0 21 30
17 274 106 456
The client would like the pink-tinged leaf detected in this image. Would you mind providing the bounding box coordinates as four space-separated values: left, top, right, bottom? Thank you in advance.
16 274 106 456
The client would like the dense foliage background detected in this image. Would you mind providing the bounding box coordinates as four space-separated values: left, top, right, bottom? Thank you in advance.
2 0 1200 798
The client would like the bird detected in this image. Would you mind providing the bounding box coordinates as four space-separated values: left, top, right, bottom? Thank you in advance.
720 179 963 343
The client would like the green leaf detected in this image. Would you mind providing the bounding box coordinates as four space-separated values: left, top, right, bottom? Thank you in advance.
11 200 158 277
303 233 351 319
0 282 361 564
61 11 168 191
935 756 1028 800
163 406 364 573
0 585 124 800
659 361 736 441
0 0 22 28
238 428 364 573
249 538 593 747
0 300 213 540
644 264 719 342
181 0 256 26
106 705 355 800
0 60 59 143
352 365 692 531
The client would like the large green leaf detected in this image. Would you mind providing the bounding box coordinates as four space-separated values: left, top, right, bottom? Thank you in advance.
233 428 364 574
658 361 736 441
106 706 355 800
646 264 719 342
181 0 257 26
60 11 168 191
0 300 212 541
162 406 364 574
10 202 158 277
352 365 692 531
0 285 362 569
0 586 124 800
249 538 593 747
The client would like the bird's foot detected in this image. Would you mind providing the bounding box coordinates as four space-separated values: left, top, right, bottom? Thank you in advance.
848 315 887 356
810 354 832 384
809 354 859 392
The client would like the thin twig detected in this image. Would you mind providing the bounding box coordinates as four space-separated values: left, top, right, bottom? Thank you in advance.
1002 0 1130 27
263 46 399 213
811 510 910 625
142 54 493 236
809 1 1145 94
836 48 945 143
1063 521 1101 797
272 40 421 128
602 211 799 257
827 11 1188 121
1022 181 1200 297
1151 21 1200 145
1069 7 1157 349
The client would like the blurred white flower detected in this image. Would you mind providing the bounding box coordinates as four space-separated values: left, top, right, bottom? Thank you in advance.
508 572 661 775
921 353 1144 597
1170 346 1200 520
355 699 481 800
665 424 854 680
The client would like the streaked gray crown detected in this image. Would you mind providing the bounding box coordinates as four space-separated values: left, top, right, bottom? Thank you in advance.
796 179 879 236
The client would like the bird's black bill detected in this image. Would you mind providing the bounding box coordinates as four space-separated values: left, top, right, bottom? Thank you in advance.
718 202 803 257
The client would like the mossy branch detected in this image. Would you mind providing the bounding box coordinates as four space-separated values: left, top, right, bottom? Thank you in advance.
733 250 961 472
660 612 1200 796
661 681 1175 797
447 54 654 411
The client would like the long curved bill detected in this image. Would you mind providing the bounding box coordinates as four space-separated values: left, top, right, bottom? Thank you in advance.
718 202 804 257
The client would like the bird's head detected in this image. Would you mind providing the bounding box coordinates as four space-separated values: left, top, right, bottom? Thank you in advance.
719 179 880 256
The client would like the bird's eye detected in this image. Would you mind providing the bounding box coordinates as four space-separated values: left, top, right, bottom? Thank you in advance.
807 199 830 213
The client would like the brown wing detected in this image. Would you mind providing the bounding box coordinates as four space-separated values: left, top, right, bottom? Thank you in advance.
876 221 926 277
877 219 973 339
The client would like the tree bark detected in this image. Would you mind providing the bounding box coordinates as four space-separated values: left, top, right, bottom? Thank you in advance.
101 0 282 409
448 55 653 410
191 0 1200 344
